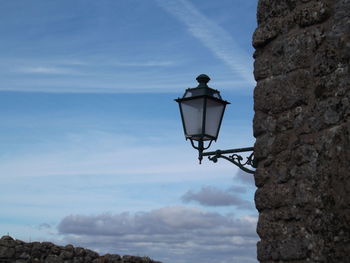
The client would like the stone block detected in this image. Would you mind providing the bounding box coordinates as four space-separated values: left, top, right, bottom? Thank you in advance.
0 236 16 248
253 18 281 48
0 245 15 259
254 133 275 161
257 0 297 25
254 166 270 187
255 182 295 211
295 1 330 27
45 254 64 263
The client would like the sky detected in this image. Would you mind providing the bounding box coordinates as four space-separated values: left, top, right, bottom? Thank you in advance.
0 1 258 262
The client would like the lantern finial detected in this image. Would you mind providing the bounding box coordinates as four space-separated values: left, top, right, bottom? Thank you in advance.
196 74 210 88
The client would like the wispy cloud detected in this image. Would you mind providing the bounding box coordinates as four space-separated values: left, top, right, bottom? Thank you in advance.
155 0 255 83
0 57 188 93
8 58 176 74
0 72 252 94
0 130 235 183
111 60 176 67
18 66 79 75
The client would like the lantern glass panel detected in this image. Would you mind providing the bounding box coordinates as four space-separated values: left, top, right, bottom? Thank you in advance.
205 98 226 138
180 98 205 140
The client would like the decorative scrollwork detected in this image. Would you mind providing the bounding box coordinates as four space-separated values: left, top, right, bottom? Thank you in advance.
189 142 256 173
206 149 256 174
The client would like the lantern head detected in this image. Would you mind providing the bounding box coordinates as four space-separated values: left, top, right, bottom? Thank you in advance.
175 74 230 149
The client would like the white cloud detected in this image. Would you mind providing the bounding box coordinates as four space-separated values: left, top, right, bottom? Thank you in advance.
58 206 258 263
18 66 79 75
155 0 255 83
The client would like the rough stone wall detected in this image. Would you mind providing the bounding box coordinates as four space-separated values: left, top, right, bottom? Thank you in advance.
0 236 161 263
252 0 350 262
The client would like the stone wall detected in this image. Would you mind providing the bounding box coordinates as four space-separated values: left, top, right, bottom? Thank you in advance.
0 236 161 263
253 0 350 262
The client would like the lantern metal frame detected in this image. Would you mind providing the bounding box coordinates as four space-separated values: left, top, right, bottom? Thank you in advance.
175 74 257 174
176 90 229 142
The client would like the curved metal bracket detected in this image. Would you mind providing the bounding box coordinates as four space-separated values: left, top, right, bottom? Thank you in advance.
202 147 256 174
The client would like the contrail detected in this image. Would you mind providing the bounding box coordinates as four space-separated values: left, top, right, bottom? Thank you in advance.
155 0 255 83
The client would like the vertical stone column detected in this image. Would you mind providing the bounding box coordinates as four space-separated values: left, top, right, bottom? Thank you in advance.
252 0 350 262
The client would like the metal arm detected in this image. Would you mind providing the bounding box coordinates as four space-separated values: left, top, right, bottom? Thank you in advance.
189 140 256 174
201 147 256 174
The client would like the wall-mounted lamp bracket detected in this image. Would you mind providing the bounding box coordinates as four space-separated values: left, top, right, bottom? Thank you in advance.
201 147 256 174
176 74 256 174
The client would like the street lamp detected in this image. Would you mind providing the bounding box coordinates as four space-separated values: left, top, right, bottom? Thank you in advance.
175 74 256 174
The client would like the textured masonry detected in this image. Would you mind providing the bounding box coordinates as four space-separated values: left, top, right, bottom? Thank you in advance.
253 0 350 262
0 236 161 263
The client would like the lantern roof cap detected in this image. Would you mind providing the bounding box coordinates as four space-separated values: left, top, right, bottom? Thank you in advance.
175 74 230 105
180 74 223 100
196 74 210 88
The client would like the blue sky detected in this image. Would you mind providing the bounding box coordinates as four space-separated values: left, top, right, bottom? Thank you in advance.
0 1 258 262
